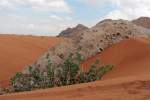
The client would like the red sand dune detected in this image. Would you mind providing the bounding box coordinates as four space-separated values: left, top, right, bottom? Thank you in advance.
0 34 65 87
0 74 150 100
82 38 150 79
1 37 150 100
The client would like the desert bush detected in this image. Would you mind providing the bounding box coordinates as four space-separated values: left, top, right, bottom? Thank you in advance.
10 72 22 85
0 88 3 95
97 64 114 78
10 73 33 92
0 88 12 95
61 53 80 85
46 54 55 87
9 52 113 93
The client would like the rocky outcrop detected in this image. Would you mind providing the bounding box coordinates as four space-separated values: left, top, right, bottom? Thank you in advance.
26 18 150 72
132 17 150 29
58 24 89 37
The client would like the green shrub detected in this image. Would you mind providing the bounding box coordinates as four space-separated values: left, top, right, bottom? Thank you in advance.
46 55 54 87
10 74 32 92
0 88 12 94
61 53 80 85
9 53 113 93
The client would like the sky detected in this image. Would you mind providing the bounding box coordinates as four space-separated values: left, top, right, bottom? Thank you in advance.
0 0 150 36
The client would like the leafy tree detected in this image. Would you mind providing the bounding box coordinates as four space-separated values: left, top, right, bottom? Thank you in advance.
10 72 33 92
78 71 86 83
61 53 81 85
97 64 114 79
75 52 84 64
10 72 23 86
46 56 54 87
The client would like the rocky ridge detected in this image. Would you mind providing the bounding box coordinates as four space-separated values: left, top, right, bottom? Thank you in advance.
132 17 150 29
24 18 150 73
58 24 89 37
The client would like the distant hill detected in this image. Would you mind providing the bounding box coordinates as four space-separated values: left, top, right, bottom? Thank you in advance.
58 24 89 37
132 17 150 29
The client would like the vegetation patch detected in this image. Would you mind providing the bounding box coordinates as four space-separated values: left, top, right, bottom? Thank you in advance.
1 53 113 94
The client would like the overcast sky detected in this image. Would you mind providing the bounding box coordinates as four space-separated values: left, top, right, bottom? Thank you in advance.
0 0 150 36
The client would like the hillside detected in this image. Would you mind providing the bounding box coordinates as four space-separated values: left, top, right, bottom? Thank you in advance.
0 34 65 87
1 17 150 99
0 74 150 100
82 38 150 79
58 24 89 37
1 37 150 100
32 19 150 73
132 17 150 29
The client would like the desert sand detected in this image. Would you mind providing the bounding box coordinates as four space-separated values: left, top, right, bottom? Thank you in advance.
82 38 150 79
0 74 150 100
1 37 150 100
0 34 65 87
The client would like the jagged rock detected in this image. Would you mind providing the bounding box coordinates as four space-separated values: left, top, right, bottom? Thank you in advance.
25 18 150 73
132 17 150 29
58 24 89 37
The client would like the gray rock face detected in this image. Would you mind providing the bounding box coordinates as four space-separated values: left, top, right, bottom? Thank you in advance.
132 17 150 29
58 24 89 37
25 18 150 73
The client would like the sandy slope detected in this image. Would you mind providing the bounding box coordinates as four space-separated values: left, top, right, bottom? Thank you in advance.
0 34 64 87
1 37 150 100
0 74 150 100
82 38 150 79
